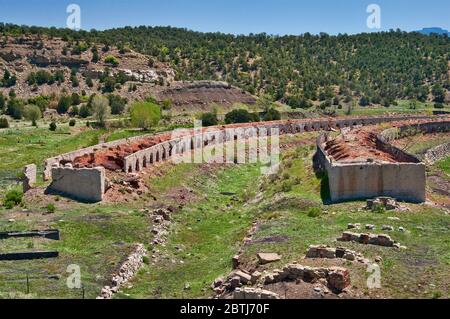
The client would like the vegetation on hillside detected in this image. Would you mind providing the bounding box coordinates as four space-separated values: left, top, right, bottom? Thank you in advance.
1 24 448 109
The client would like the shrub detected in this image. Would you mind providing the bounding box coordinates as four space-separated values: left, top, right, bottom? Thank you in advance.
91 96 110 127
105 55 119 67
263 108 281 121
200 112 218 127
434 103 445 109
24 104 42 126
45 204 56 214
3 189 23 209
130 101 161 130
225 109 259 124
79 104 91 118
108 94 127 115
6 98 24 119
0 117 9 128
57 95 72 114
49 121 57 131
69 119 76 127
307 207 322 218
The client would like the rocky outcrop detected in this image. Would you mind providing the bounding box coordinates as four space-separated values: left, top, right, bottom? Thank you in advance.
98 244 147 299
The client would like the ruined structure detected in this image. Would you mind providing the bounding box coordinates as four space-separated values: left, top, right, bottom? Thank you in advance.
30 115 446 203
315 119 450 203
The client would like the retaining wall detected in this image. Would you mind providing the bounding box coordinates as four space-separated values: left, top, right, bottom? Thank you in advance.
48 166 106 202
425 142 450 164
42 115 444 202
315 120 450 203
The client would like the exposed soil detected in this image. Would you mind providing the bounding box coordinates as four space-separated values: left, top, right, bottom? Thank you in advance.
265 281 367 299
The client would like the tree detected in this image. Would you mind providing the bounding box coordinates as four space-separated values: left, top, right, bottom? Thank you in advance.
24 104 42 126
200 112 218 127
431 84 446 103
130 101 161 130
57 95 72 114
0 92 5 112
79 104 91 118
225 109 260 124
359 96 370 107
6 98 24 119
263 108 281 121
71 93 81 105
91 96 110 127
49 121 57 131
108 94 127 115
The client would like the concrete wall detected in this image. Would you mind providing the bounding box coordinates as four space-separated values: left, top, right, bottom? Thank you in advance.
48 166 105 202
315 132 427 203
43 115 438 178
326 161 426 203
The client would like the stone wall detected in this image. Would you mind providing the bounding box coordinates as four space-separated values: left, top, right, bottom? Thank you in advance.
48 166 105 202
425 142 450 164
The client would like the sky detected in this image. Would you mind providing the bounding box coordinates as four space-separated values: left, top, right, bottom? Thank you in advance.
0 0 449 35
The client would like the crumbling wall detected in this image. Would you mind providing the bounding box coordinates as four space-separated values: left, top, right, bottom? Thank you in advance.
425 142 450 164
48 166 106 202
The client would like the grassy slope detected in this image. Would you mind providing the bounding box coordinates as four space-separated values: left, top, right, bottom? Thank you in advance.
437 156 450 175
119 163 262 298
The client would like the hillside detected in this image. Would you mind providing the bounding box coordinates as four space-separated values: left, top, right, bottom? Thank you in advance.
1 24 448 109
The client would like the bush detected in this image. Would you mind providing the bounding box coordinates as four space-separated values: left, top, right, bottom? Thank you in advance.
3 189 23 209
24 104 42 126
92 96 111 127
108 94 127 115
69 119 76 127
105 55 119 67
45 204 56 214
130 101 161 130
0 117 9 128
57 95 72 114
225 109 260 124
307 207 322 218
49 121 57 131
6 98 25 119
79 104 91 118
434 103 445 109
263 108 281 121
200 112 218 127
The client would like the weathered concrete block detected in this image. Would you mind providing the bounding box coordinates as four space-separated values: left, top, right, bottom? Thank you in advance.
23 164 37 193
48 167 105 202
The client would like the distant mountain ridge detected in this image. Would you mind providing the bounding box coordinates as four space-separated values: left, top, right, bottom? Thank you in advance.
418 27 450 36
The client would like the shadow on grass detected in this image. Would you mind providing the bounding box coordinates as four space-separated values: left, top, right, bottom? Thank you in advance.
315 171 331 205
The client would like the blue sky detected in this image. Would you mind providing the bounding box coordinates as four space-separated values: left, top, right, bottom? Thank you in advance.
0 0 449 35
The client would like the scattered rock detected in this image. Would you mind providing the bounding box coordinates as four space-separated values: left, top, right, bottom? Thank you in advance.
339 232 396 247
232 255 240 269
257 253 282 265
233 287 280 300
366 224 376 230
382 225 394 231
97 244 147 299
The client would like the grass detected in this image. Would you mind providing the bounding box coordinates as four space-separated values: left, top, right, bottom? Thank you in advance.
119 163 263 299
0 127 105 190
437 156 450 175
0 203 151 299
